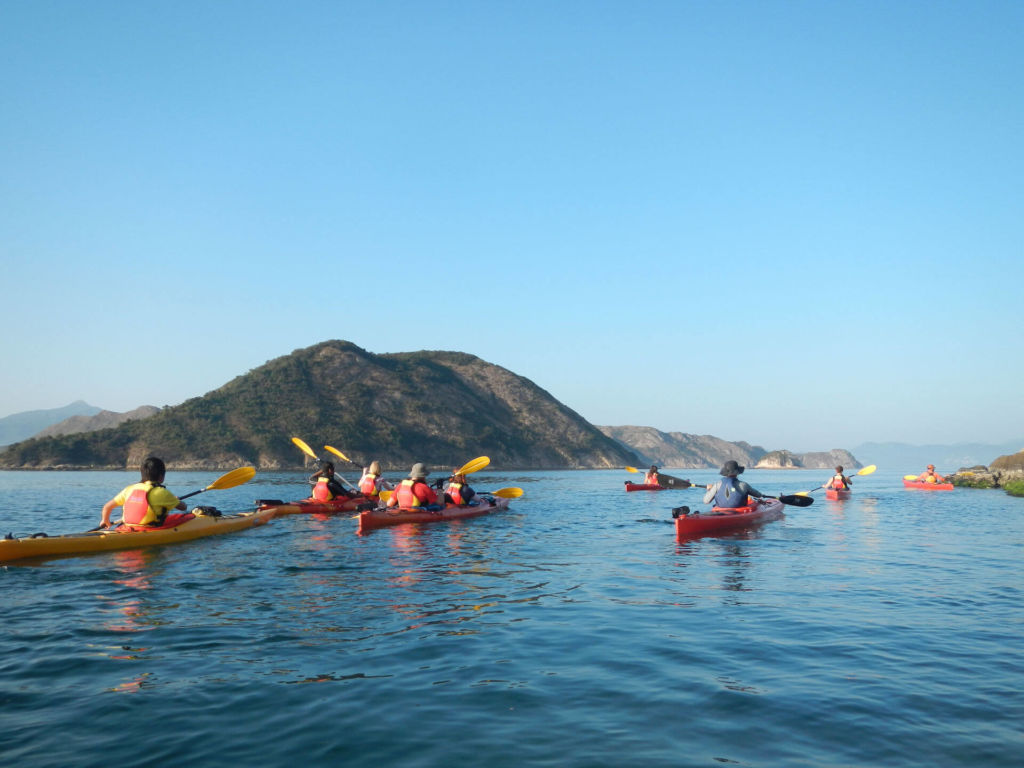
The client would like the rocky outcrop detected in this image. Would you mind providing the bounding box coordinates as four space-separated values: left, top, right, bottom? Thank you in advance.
756 449 861 470
949 450 1024 492
35 406 160 439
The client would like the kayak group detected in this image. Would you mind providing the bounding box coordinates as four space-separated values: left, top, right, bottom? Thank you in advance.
0 446 953 561
628 459 952 538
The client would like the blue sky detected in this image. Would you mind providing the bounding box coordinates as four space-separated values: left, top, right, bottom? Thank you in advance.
2 1 1022 452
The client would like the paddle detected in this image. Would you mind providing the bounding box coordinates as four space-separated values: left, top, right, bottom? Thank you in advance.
179 466 257 500
771 494 814 507
456 456 490 475
904 474 920 480
481 487 523 499
291 437 359 491
797 464 877 496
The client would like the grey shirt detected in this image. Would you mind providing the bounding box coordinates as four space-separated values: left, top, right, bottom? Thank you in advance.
703 478 765 505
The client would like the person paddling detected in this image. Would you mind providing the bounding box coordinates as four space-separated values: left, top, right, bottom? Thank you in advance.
443 472 478 506
358 460 391 501
387 463 442 510
99 456 192 529
823 465 852 491
644 465 663 486
916 464 946 484
703 460 767 509
309 461 356 501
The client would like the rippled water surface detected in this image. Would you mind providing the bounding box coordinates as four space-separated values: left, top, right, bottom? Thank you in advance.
2 468 1022 767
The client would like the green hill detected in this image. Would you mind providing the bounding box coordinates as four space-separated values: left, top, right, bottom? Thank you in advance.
0 341 637 471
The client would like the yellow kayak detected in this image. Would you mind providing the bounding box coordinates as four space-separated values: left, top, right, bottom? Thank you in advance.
0 508 276 563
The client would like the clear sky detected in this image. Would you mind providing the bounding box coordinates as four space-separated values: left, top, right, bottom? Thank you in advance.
2 1 1022 452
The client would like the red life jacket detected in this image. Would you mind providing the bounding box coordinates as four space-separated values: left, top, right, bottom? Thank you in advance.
830 474 848 489
395 478 430 509
312 477 334 501
359 472 379 498
122 483 166 526
447 482 465 505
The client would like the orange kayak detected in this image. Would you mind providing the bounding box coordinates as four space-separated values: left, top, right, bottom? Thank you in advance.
903 479 954 491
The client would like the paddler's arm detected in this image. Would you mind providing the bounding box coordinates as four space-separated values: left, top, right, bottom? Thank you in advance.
99 498 119 529
739 480 765 498
702 482 718 504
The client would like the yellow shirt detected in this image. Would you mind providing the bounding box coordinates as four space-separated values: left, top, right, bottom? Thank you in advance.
113 481 182 525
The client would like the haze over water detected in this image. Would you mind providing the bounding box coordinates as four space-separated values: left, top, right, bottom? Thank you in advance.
2 468 1021 767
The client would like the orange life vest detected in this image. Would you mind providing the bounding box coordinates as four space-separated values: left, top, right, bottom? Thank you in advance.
447 482 465 505
312 477 335 501
359 472 379 498
830 474 848 489
395 478 429 509
122 483 167 526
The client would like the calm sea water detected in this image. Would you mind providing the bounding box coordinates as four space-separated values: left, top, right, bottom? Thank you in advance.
1 468 1021 768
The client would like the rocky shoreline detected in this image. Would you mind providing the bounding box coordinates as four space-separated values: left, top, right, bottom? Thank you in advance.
948 449 1024 497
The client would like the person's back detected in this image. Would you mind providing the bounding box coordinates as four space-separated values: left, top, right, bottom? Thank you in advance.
704 460 764 509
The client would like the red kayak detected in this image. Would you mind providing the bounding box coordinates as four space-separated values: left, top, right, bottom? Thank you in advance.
675 498 784 538
358 496 511 532
625 482 665 492
825 488 851 500
903 479 954 491
256 495 370 516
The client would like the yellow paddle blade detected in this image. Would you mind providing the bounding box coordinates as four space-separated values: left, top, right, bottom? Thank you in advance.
904 474 920 480
857 464 877 476
795 491 811 497
625 466 641 473
379 490 392 502
488 487 523 498
456 456 490 475
291 437 319 460
324 445 352 464
206 466 256 491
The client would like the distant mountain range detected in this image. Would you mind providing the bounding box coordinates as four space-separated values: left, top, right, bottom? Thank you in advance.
0 400 101 447
0 341 636 470
2 347 1017 473
851 441 1024 471
35 406 161 439
598 425 860 470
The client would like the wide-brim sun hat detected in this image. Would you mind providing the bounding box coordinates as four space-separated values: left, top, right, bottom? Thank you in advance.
719 460 744 476
409 462 430 479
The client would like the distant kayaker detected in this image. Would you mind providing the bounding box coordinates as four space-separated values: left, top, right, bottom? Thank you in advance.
916 464 946 484
644 465 663 486
703 460 767 508
358 460 391 501
443 472 477 506
309 461 356 501
387 463 441 510
823 465 852 491
99 456 191 529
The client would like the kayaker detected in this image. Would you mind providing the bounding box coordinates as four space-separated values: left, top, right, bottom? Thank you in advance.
443 472 478 506
703 460 767 508
644 465 663 486
358 460 391 501
387 463 442 510
99 456 192 529
916 464 946 484
309 461 356 501
823 465 852 491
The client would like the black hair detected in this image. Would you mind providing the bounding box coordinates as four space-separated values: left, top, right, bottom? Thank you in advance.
141 456 166 483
